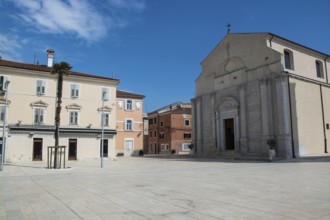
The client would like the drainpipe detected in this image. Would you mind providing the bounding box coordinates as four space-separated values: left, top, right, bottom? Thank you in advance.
157 113 160 154
286 75 296 158
320 85 327 153
324 56 329 84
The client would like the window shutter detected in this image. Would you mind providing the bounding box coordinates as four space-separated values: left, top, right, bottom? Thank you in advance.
71 84 75 97
36 80 41 93
75 85 79 97
41 80 46 94
0 106 5 121
102 88 109 101
40 109 44 123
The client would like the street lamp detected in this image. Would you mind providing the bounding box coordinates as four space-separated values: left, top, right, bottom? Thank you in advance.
101 92 105 168
0 80 10 171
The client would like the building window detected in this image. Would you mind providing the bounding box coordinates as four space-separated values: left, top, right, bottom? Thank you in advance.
159 132 164 139
125 99 133 111
182 143 191 151
0 106 5 122
284 49 294 70
153 118 157 124
70 84 80 98
149 118 153 125
124 138 134 151
69 111 79 125
149 131 152 137
149 143 153 152
101 87 110 101
184 119 190 126
316 60 324 78
184 133 191 139
101 112 109 126
0 75 9 91
160 121 164 127
36 80 46 95
34 108 44 124
154 130 157 137
125 119 133 131
161 144 168 152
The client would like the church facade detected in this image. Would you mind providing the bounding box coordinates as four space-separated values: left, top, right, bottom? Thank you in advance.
192 33 330 159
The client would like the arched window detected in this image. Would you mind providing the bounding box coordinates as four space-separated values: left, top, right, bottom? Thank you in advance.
284 49 294 70
316 60 324 78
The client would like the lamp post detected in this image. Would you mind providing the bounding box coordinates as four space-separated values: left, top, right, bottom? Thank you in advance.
0 80 10 171
101 92 105 168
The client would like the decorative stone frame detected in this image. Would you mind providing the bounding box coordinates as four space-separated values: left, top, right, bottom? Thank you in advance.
215 97 239 151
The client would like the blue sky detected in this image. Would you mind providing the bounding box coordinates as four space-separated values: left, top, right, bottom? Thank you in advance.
1 0 329 112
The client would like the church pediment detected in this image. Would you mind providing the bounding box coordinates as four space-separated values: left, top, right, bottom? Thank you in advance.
66 103 82 110
30 100 48 108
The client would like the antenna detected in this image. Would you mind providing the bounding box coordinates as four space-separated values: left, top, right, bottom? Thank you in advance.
227 23 231 34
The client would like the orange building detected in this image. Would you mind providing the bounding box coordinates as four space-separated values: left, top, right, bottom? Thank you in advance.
116 90 145 156
147 102 192 154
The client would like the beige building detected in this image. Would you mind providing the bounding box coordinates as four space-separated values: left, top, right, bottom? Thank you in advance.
192 33 330 159
0 51 119 162
116 90 145 156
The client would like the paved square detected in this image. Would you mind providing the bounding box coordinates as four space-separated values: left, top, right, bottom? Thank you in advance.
1 156 330 219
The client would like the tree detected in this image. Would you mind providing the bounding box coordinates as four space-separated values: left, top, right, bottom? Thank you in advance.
51 62 72 168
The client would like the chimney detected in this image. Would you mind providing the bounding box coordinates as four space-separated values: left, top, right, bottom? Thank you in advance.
47 49 54 67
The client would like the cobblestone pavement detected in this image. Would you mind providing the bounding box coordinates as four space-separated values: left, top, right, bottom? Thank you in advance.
1 156 330 219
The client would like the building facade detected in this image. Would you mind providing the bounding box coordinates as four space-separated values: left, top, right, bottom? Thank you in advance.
0 50 119 162
148 102 192 154
192 33 330 159
116 90 145 156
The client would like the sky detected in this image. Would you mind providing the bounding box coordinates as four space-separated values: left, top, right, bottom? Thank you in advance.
1 0 330 113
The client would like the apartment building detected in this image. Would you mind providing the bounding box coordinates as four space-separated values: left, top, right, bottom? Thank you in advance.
116 90 145 156
0 50 119 162
147 102 192 154
192 33 330 159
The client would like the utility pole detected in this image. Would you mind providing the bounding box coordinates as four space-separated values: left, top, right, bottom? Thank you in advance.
0 80 10 171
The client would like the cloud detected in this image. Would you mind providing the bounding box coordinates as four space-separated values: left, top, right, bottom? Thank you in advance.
107 0 146 11
9 0 146 42
0 34 23 60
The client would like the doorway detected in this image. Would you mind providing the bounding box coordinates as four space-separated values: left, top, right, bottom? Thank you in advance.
33 138 43 161
100 139 108 157
224 118 235 150
68 139 77 160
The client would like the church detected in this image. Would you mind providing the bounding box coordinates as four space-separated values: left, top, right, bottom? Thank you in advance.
192 33 330 159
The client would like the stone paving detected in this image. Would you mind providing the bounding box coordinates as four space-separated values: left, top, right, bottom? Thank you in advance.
1 156 330 220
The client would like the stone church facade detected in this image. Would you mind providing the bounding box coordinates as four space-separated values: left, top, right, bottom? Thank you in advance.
192 33 330 159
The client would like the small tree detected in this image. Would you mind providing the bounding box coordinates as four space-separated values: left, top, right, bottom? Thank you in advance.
51 62 72 168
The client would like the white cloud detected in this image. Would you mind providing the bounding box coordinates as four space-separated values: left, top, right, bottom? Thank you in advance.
0 34 23 60
107 0 146 11
10 0 146 42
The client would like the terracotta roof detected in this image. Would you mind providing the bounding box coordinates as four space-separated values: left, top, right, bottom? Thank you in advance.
0 59 120 82
116 90 145 99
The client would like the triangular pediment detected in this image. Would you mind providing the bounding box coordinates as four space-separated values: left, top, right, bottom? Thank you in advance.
0 97 11 105
97 105 112 112
66 103 82 110
30 100 48 108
